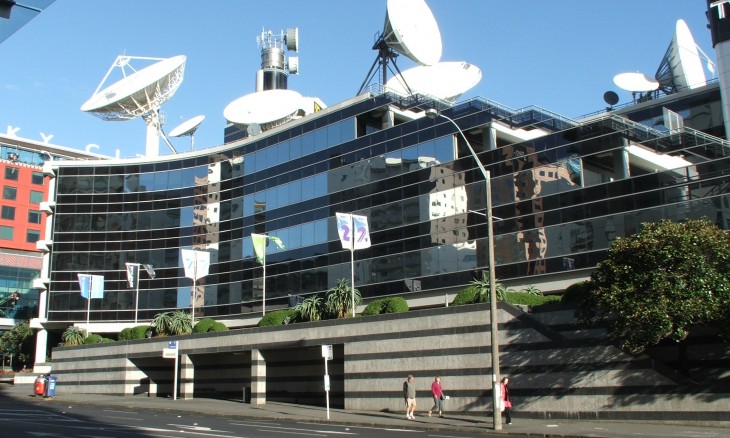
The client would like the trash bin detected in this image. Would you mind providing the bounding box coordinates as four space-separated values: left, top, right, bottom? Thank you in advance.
44 375 57 398
34 375 46 396
242 386 250 403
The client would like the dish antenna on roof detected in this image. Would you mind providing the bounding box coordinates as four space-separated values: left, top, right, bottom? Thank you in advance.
385 61 482 104
169 115 205 150
358 0 442 95
612 19 714 102
224 89 302 135
80 55 186 156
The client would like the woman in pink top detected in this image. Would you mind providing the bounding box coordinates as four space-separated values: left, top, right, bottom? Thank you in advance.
428 376 444 418
500 376 513 425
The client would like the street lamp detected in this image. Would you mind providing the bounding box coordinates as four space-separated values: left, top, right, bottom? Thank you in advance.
425 108 502 430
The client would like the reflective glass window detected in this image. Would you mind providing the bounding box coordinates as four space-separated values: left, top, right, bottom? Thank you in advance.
1 206 14 220
0 225 12 240
3 186 17 200
4 166 19 181
30 190 43 203
26 229 40 243
28 210 41 224
301 132 315 156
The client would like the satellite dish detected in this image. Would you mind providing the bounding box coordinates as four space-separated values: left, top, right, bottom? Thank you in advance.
246 123 262 137
385 61 482 103
288 56 299 75
382 0 442 66
169 115 205 150
80 55 186 156
223 89 302 132
603 91 619 106
613 72 660 93
655 19 706 93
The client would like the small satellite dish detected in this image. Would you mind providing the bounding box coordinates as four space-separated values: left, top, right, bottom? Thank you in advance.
80 55 186 156
382 0 442 66
655 19 706 93
613 72 660 93
385 61 482 103
288 56 299 75
169 115 205 150
223 89 302 131
603 91 619 106
247 123 262 137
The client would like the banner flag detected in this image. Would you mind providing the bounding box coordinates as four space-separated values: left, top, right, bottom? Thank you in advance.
78 274 91 299
352 214 371 249
251 233 267 264
142 264 156 279
336 212 371 250
269 236 286 250
181 249 210 281
90 275 105 299
126 263 139 288
78 274 104 299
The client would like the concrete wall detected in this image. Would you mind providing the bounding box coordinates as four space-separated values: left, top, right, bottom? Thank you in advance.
49 303 730 419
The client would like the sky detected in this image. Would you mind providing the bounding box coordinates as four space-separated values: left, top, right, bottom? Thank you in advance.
0 1 717 159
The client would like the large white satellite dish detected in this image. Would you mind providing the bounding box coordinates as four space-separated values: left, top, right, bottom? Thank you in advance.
382 0 442 66
80 55 186 156
223 89 302 133
169 115 205 150
613 72 660 93
385 61 481 103
655 19 706 93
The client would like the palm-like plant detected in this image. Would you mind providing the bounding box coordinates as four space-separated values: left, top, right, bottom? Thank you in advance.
296 295 323 322
151 312 173 336
62 326 88 346
470 271 508 302
325 278 361 318
168 310 194 335
522 284 543 296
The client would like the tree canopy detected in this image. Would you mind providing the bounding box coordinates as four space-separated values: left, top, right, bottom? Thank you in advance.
577 219 730 353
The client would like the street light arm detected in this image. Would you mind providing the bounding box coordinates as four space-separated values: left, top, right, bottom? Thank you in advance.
425 108 502 430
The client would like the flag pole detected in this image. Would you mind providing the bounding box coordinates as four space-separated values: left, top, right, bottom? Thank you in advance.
192 255 197 324
262 241 267 316
134 263 141 324
87 275 92 325
350 215 355 318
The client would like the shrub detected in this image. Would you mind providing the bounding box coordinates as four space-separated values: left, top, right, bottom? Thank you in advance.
562 280 593 304
210 321 228 332
193 318 216 333
383 297 408 313
362 299 385 316
452 286 480 306
61 326 87 346
258 309 298 327
505 291 561 306
118 327 133 341
362 297 409 316
131 325 151 339
83 333 103 344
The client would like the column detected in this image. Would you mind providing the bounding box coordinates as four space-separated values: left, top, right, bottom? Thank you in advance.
180 354 194 400
251 349 266 405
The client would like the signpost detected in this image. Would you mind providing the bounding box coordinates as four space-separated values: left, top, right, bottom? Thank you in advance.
163 341 179 400
322 344 333 419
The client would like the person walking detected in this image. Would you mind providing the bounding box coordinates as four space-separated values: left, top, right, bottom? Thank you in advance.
403 375 417 420
428 375 445 418
500 376 513 425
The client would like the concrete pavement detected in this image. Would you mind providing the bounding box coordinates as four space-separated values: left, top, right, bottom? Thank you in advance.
1 383 728 437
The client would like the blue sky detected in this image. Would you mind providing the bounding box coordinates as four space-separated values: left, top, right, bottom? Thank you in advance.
0 1 716 158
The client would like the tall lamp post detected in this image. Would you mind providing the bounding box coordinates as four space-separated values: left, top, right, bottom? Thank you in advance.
426 108 501 430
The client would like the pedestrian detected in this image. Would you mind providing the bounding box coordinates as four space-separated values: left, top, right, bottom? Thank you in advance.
403 374 416 420
9 291 19 307
428 375 445 418
500 376 513 425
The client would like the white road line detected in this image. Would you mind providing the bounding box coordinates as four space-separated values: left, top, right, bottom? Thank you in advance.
258 430 326 437
252 424 356 435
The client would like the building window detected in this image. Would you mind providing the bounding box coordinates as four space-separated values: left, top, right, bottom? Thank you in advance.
29 191 43 204
31 172 44 185
26 230 40 243
1 206 15 220
28 210 42 224
4 166 19 181
3 186 17 200
0 226 13 240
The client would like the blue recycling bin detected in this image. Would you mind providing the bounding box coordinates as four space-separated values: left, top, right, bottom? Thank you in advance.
44 375 57 397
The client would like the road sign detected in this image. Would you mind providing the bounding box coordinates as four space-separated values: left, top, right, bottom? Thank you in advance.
321 344 333 360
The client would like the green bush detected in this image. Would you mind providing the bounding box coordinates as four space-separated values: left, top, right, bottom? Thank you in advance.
193 318 216 333
505 291 561 306
362 299 385 316
383 297 408 313
84 334 103 344
101 337 115 343
210 321 228 332
132 325 151 339
258 309 298 327
362 297 409 316
451 286 480 306
118 327 133 341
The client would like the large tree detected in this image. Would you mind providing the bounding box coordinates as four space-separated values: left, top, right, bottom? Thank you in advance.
577 219 730 354
0 322 35 368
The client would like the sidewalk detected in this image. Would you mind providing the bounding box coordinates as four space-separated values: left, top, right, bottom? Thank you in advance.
1 383 728 437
